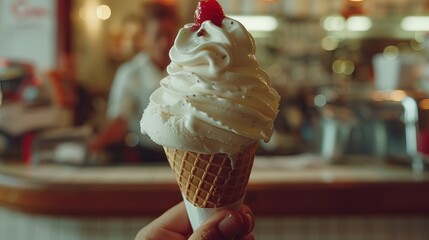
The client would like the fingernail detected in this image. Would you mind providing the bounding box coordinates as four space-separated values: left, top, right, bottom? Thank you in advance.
245 212 255 233
218 214 242 238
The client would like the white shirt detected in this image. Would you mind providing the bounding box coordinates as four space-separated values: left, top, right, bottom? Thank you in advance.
107 52 167 149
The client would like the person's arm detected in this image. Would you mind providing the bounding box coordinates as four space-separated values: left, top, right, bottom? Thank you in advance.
135 202 255 240
89 60 136 153
89 117 128 153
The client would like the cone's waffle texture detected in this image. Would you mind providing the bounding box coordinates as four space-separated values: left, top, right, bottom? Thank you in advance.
164 142 258 208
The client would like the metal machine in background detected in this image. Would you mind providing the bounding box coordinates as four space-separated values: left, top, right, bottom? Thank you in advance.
316 87 429 170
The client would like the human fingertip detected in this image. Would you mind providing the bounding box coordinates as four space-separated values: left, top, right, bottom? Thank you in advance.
244 211 255 233
218 212 243 238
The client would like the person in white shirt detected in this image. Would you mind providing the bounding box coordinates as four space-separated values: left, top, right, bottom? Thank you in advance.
89 2 179 162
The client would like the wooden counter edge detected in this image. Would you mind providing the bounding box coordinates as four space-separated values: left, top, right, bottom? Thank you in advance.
2 173 429 217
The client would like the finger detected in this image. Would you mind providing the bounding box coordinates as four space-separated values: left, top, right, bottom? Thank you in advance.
150 202 192 235
135 202 192 240
243 233 256 240
189 210 244 240
239 205 255 237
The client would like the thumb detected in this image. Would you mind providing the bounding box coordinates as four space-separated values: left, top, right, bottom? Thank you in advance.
189 211 244 240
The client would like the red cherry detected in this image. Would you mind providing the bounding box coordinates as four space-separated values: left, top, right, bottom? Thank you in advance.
194 0 225 30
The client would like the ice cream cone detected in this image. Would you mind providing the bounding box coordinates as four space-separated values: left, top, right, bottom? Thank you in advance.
164 142 258 208
140 0 280 232
163 142 258 229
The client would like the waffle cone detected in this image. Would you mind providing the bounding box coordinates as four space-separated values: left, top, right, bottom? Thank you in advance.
164 142 258 208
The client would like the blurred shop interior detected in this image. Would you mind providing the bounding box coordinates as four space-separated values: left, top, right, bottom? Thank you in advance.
0 0 429 166
2 1 429 240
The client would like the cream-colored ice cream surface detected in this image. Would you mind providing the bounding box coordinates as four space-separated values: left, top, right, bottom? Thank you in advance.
141 16 280 155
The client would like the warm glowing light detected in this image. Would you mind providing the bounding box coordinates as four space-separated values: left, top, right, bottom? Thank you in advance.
78 3 101 34
343 60 355 75
373 91 408 102
230 15 278 32
322 16 345 31
96 5 111 21
79 7 86 20
332 60 344 74
420 99 429 110
346 16 372 31
383 46 399 60
390 90 407 102
401 17 429 31
323 15 372 32
332 60 355 75
321 36 339 51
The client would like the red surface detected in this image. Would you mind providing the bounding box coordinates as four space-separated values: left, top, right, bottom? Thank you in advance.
418 131 429 154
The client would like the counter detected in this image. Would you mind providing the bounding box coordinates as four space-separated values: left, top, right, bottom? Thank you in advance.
1 155 429 217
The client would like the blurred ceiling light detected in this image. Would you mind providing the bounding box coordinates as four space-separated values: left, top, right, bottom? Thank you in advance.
346 16 372 31
322 16 345 31
78 3 101 33
96 5 111 21
401 17 429 31
230 15 278 32
79 6 97 21
323 15 371 32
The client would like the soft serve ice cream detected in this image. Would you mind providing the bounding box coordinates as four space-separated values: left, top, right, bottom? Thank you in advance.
141 1 280 156
141 0 281 231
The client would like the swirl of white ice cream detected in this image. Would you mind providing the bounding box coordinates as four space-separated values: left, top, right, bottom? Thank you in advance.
141 17 280 155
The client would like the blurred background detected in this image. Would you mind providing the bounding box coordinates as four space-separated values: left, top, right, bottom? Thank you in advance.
1 0 429 239
1 0 429 164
